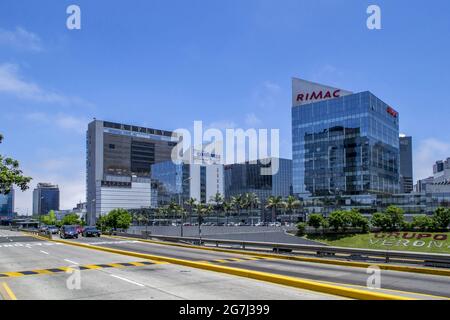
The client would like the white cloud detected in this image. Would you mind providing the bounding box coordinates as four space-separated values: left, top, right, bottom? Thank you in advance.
14 157 85 215
0 27 43 52
252 81 283 110
0 63 94 107
245 113 263 127
24 112 88 134
414 138 450 182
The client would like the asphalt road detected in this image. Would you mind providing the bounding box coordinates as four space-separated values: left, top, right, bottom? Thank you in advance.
0 230 341 300
129 226 321 245
68 234 450 299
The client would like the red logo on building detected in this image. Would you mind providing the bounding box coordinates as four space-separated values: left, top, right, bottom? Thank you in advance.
387 106 398 118
296 90 341 103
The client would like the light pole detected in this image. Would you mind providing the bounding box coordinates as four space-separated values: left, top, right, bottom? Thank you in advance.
178 177 192 238
90 199 96 226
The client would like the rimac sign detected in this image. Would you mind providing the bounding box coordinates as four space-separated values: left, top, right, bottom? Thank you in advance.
292 78 353 107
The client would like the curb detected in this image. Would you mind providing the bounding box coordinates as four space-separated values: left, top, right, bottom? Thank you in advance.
105 234 450 277
34 234 411 300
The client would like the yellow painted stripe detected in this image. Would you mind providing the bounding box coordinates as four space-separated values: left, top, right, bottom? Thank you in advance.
104 234 450 277
2 272 23 277
32 269 53 275
2 282 17 300
107 263 125 268
129 262 145 267
51 237 414 300
215 259 228 263
83 264 102 270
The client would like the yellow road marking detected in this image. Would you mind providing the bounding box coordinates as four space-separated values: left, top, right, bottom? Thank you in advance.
1 282 17 300
104 234 450 277
2 272 23 277
51 237 415 300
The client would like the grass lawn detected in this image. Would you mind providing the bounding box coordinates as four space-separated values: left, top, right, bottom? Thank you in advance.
306 232 450 254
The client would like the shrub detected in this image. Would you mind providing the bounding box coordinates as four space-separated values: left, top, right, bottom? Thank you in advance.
296 222 307 236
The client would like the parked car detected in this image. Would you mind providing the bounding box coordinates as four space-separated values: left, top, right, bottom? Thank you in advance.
39 225 48 232
60 225 79 239
47 226 59 234
82 227 101 237
75 225 83 234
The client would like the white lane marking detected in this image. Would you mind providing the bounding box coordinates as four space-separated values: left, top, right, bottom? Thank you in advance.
64 259 79 265
40 250 49 255
110 274 145 287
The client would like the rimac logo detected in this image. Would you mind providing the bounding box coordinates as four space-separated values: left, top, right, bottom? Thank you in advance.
292 78 353 107
387 106 398 118
296 90 342 103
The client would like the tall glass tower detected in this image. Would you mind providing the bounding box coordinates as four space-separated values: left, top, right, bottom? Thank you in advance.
292 78 400 198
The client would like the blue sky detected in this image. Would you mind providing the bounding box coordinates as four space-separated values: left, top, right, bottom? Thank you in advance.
1 0 450 214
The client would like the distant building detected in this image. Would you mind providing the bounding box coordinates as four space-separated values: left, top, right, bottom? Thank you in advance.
86 120 179 224
0 189 14 220
399 135 413 193
415 176 434 193
433 158 450 183
32 183 59 216
224 158 292 203
151 146 224 207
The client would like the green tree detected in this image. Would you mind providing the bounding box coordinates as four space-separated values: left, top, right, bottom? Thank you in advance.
284 195 301 217
231 195 245 217
61 213 81 226
328 210 348 231
432 208 450 231
210 192 224 224
106 208 132 231
96 215 108 232
0 133 32 194
384 206 405 231
184 197 197 223
223 201 232 225
308 214 325 231
412 215 434 231
41 210 57 226
265 196 284 222
296 222 307 236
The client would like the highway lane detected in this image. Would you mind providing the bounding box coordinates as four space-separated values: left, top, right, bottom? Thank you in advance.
68 235 450 299
0 230 341 300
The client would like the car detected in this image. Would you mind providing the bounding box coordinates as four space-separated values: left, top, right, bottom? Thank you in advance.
47 226 59 234
82 227 101 237
75 225 83 234
39 225 48 232
60 225 79 239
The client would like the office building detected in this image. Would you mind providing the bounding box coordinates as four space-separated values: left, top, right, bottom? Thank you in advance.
224 157 292 203
151 147 224 206
32 183 60 215
0 189 14 220
399 135 414 193
433 158 450 183
86 120 179 224
292 78 400 198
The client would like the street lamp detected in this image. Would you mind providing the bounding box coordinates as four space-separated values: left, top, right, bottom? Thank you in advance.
178 177 192 238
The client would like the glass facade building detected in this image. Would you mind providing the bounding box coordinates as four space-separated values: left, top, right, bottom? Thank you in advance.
151 161 190 207
292 91 400 197
0 190 14 219
32 183 60 215
224 158 293 203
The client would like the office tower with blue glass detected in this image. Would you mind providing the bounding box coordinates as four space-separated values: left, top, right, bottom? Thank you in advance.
32 183 60 215
0 189 14 220
292 78 400 198
224 157 292 203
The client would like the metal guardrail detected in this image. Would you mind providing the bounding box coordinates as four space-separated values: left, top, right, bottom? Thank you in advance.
114 232 450 267
19 228 53 240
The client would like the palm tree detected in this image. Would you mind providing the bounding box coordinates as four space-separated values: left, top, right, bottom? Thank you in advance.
231 195 244 220
177 206 188 237
167 200 180 221
266 196 284 222
194 203 213 243
184 197 197 224
155 207 168 225
284 195 301 222
244 193 260 224
210 192 224 224
222 201 232 225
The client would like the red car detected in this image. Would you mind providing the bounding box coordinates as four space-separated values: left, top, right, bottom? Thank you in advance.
75 225 83 234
